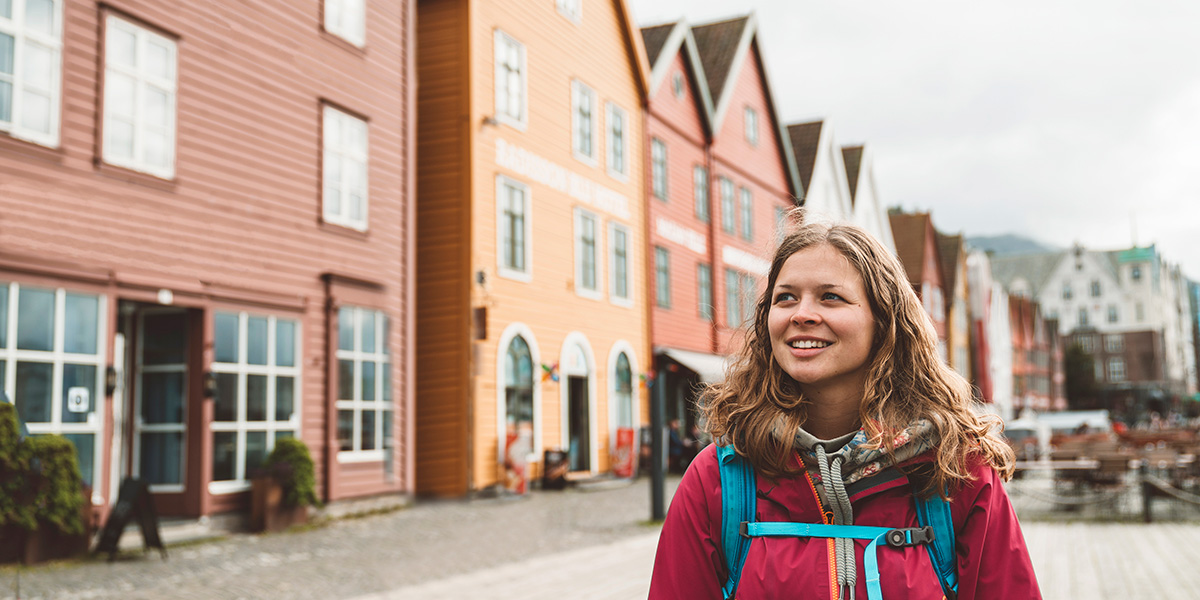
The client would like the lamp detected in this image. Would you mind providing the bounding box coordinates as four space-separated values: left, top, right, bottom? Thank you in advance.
203 371 218 398
105 366 119 396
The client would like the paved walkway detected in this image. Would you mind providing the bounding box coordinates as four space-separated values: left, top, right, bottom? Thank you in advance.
6 473 1200 599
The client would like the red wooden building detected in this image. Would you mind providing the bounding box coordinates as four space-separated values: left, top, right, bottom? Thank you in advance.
0 0 415 524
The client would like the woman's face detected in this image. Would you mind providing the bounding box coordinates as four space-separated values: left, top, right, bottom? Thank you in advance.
767 244 875 400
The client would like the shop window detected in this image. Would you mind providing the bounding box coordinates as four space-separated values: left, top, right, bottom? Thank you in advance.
322 105 369 231
324 0 365 46
494 30 526 128
1 282 105 487
210 311 301 492
0 0 62 147
336 306 392 461
504 335 533 435
103 14 177 178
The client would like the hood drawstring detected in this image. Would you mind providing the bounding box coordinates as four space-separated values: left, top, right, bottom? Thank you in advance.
816 443 857 600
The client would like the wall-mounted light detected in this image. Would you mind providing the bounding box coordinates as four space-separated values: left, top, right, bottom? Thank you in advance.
105 366 119 396
203 372 218 399
482 115 499 127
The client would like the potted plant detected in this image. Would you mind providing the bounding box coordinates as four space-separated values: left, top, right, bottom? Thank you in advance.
251 438 320 533
21 433 90 564
0 402 35 564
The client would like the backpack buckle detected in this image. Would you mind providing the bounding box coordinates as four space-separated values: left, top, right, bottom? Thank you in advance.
885 526 935 548
739 521 751 539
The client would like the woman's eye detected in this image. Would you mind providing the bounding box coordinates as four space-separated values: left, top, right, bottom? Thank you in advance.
822 292 844 302
774 292 796 303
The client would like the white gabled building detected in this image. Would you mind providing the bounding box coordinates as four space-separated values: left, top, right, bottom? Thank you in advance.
786 120 853 224
841 144 896 255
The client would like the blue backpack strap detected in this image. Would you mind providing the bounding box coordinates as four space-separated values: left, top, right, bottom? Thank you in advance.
915 493 959 598
717 445 755 600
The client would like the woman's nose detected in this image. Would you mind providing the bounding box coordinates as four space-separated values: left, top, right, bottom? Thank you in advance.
790 298 821 325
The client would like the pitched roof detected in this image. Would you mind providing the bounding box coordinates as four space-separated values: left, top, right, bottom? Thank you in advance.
889 212 930 286
640 22 676 67
787 121 823 193
842 146 863 205
690 16 749 106
988 251 1067 297
937 232 963 292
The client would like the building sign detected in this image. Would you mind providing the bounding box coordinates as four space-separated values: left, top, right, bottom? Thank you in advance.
67 387 90 413
495 138 631 220
655 217 707 254
722 246 770 276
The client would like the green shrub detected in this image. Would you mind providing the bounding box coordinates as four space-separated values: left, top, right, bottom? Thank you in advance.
261 438 320 508
0 403 35 531
25 434 85 536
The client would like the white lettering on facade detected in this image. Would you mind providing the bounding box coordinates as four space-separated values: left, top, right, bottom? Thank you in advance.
495 138 630 220
722 246 770 276
655 217 707 254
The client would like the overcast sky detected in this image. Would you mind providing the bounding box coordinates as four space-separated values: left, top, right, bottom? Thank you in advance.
628 0 1200 279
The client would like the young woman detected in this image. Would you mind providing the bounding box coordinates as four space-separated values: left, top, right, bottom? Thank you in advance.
649 219 1040 599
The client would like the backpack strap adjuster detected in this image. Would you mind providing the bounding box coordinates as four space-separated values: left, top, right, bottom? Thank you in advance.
885 525 936 548
738 521 751 539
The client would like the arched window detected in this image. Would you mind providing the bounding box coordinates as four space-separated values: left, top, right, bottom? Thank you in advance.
615 352 633 429
505 336 534 428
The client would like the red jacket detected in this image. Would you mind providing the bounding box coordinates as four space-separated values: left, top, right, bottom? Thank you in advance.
650 444 1041 599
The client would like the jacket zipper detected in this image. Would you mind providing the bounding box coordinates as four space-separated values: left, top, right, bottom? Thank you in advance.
804 470 839 600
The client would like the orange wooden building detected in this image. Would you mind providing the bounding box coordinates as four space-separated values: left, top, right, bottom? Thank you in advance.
416 0 650 496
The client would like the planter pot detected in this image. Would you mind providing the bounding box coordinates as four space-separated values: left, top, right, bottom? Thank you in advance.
22 525 89 565
0 525 26 564
251 476 309 533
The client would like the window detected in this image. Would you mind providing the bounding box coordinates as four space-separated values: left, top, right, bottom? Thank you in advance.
651 137 667 200
572 80 596 162
1131 265 1142 281
210 312 300 491
609 222 630 305
324 0 365 46
725 269 742 327
606 103 627 178
1136 302 1144 322
497 176 531 281
654 246 670 308
0 0 61 146
1090 280 1101 297
1077 335 1094 354
741 273 757 324
693 166 709 222
744 106 758 146
103 15 176 178
697 263 713 321
739 187 753 240
574 209 601 299
556 0 582 23
1061 283 1072 301
504 336 534 437
1 283 105 488
613 352 632 429
1104 334 1123 353
494 30 526 127
1107 305 1118 324
1077 307 1088 327
336 307 392 460
1107 357 1125 382
672 71 684 98
322 105 369 230
720 177 735 233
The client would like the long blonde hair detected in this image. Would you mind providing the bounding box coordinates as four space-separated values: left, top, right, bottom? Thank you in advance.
701 217 1014 495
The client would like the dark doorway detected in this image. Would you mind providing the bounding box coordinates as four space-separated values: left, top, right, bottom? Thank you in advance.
567 375 590 472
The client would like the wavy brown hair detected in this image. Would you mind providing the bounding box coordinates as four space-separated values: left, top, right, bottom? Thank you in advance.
701 215 1014 496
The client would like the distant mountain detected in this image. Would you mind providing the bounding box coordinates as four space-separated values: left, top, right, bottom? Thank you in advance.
965 234 1059 257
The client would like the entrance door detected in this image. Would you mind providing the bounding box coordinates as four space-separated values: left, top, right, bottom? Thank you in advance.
132 309 189 491
567 375 590 472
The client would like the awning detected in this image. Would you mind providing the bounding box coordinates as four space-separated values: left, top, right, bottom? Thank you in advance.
660 348 730 383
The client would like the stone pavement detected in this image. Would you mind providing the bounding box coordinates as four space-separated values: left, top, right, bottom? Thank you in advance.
6 473 1200 599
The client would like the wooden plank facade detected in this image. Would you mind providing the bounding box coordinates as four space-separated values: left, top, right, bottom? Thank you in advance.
0 0 415 521
416 0 650 496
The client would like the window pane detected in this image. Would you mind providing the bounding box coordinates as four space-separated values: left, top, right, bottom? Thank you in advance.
381 316 390 356
382 361 392 402
105 72 135 117
141 371 184 424
15 361 52 423
275 376 294 421
26 0 54 37
212 431 236 481
213 372 237 422
246 374 266 421
61 364 97 424
275 320 296 367
0 80 10 124
0 360 5 392
360 310 376 352
140 431 182 485
0 34 11 75
19 89 50 133
214 313 239 363
63 433 95 487
360 410 376 450
246 316 268 365
107 25 136 69
338 359 354 400
244 431 266 477
23 43 52 89
145 39 172 80
361 361 375 402
105 118 133 159
0 283 8 348
0 1 10 20
64 293 99 355
338 307 354 351
142 312 186 365
17 287 54 351
143 130 168 168
274 430 293 443
337 410 354 450
382 410 393 449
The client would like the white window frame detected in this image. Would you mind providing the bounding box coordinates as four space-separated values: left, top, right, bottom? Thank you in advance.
493 30 526 129
571 80 597 164
0 0 62 147
496 175 533 282
608 222 631 307
698 263 713 321
671 71 684 98
744 106 758 146
693 165 709 223
0 283 106 492
654 246 670 308
556 0 582 24
1107 305 1119 324
1107 357 1126 382
1078 307 1089 327
1104 334 1124 354
739 187 753 240
720 177 735 233
336 306 392 463
605 102 628 180
322 105 370 231
725 268 742 327
209 312 302 494
574 208 602 300
324 0 365 47
651 138 667 200
102 14 177 179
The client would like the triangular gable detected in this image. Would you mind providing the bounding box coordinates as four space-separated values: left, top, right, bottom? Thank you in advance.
788 121 823 193
842 145 863 206
937 231 963 293
641 22 674 66
890 212 932 286
642 19 714 135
